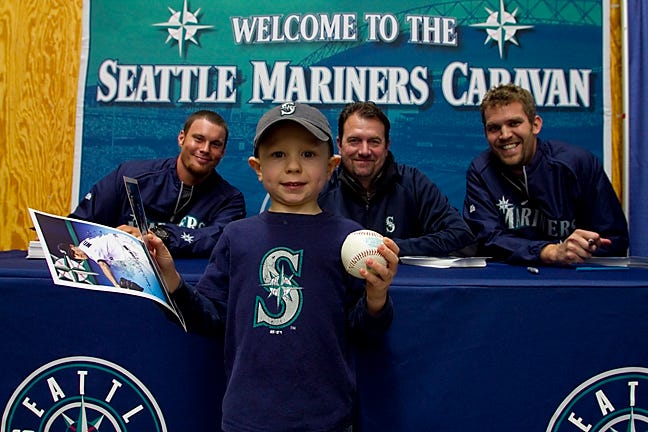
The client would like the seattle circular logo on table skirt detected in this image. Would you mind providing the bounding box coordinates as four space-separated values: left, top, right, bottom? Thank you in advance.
1 356 167 432
547 366 648 431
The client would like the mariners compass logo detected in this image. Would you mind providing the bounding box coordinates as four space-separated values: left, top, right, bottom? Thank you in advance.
53 252 99 284
153 0 214 57
470 0 534 58
2 356 167 432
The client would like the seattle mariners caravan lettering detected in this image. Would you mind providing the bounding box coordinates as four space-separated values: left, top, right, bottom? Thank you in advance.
254 247 304 331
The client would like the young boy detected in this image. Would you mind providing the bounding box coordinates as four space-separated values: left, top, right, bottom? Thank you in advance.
148 102 399 432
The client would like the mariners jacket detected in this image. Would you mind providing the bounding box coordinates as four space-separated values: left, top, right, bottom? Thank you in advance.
463 138 629 263
70 157 246 257
318 152 475 257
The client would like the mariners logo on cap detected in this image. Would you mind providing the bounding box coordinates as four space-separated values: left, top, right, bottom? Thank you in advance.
280 102 297 116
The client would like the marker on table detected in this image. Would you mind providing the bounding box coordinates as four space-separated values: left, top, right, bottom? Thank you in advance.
526 266 539 275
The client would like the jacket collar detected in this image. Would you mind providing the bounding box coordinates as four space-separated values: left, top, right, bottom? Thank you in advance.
490 137 545 176
339 151 398 200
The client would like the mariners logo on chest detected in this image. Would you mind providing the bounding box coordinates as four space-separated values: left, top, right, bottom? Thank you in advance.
1 356 167 432
254 247 304 331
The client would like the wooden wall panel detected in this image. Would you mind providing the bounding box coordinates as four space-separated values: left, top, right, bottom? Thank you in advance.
610 0 625 202
0 0 81 250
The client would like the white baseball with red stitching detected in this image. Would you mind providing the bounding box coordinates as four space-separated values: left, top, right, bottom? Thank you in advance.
340 230 386 278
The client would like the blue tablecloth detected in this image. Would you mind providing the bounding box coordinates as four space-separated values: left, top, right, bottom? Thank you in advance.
2 250 648 431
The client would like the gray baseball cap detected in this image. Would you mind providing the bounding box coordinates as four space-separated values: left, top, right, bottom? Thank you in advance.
253 102 333 156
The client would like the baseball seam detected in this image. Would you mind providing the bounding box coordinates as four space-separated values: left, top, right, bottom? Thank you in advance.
347 249 381 270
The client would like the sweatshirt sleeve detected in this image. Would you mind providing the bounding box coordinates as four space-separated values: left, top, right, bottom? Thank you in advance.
69 167 124 226
171 280 226 337
395 169 475 257
347 291 394 347
576 156 629 256
170 236 231 336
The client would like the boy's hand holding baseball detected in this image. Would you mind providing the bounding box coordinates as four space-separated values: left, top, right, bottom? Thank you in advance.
361 237 399 316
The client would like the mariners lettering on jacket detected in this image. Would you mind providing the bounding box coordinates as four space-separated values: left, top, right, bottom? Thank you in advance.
128 213 203 243
1 356 167 432
497 196 575 237
254 247 304 330
177 214 205 229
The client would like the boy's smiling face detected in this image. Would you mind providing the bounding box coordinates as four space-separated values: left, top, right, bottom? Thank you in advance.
248 122 340 214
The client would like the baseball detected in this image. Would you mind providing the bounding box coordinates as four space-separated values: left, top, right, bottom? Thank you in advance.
341 229 387 278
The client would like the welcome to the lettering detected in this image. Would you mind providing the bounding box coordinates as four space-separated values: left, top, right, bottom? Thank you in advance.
230 13 457 45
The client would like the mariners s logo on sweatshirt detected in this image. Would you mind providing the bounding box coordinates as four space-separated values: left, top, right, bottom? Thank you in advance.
253 247 304 330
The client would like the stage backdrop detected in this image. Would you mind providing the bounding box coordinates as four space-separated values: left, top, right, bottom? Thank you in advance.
73 0 611 216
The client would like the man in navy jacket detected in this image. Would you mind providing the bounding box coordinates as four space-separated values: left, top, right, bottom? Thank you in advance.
70 110 245 257
319 101 475 257
463 84 628 264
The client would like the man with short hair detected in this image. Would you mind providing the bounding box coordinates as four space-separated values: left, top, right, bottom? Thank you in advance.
463 83 629 264
319 101 475 257
70 110 246 257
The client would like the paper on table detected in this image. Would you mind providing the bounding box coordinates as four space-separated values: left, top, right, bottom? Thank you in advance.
400 256 489 268
583 256 648 268
26 240 45 259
